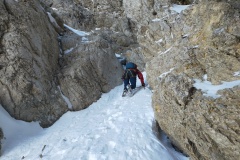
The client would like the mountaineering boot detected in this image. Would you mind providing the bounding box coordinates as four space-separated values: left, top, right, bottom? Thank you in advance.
127 84 133 96
129 86 143 97
127 84 132 94
122 88 128 97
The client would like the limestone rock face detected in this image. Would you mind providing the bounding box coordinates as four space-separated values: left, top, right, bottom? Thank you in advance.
0 0 68 127
42 0 123 31
41 0 146 68
123 0 169 25
43 0 95 31
58 32 123 110
0 128 2 156
143 0 240 159
0 0 124 128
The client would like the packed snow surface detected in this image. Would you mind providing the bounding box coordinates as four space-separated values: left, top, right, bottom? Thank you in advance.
0 73 188 160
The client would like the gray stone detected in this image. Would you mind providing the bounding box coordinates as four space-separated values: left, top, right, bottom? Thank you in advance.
58 32 123 110
0 0 68 127
0 128 2 156
145 1 240 159
0 0 125 127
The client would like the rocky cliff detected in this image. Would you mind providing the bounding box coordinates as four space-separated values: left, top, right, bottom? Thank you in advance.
41 0 147 70
136 0 239 159
0 0 123 129
58 31 123 110
0 0 239 159
0 0 68 127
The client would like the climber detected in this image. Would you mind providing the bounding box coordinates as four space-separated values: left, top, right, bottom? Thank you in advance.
122 62 145 94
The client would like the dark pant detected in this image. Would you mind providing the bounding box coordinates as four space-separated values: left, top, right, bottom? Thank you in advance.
124 77 136 90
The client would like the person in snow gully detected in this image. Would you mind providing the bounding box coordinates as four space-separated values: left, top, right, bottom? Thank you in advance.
122 62 145 95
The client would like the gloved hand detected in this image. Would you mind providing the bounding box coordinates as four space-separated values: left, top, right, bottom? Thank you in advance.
142 83 145 87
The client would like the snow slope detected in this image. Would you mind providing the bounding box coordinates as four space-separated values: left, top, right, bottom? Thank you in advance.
0 73 188 160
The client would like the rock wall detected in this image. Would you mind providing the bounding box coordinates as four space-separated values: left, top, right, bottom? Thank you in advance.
0 0 68 127
42 0 146 69
0 0 124 127
58 32 123 110
141 0 240 160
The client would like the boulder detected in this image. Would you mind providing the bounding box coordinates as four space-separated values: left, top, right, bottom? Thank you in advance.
0 0 68 127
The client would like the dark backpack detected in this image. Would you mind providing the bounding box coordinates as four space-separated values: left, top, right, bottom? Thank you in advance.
126 62 137 69
123 69 137 79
